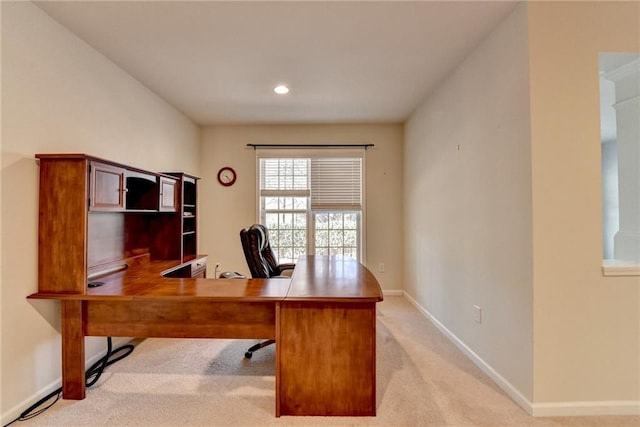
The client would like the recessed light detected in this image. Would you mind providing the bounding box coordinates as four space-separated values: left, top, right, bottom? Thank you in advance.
274 85 289 95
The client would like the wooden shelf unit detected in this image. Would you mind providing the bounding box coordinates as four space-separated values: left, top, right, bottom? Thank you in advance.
150 173 199 262
36 154 204 294
177 174 199 260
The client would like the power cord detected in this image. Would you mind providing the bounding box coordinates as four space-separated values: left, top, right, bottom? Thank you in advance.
3 337 134 426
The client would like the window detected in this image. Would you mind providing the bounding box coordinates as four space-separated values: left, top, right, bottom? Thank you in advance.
599 53 640 276
258 150 365 263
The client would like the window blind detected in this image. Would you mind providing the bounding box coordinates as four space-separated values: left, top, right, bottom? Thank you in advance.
260 158 309 195
310 157 362 210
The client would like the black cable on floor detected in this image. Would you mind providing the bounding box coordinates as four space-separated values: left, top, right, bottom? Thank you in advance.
3 337 135 426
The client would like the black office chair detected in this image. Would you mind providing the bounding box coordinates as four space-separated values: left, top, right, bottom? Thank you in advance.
239 224 295 358
240 224 295 278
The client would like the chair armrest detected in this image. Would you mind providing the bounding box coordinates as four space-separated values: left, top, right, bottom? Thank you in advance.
278 263 296 277
278 263 296 271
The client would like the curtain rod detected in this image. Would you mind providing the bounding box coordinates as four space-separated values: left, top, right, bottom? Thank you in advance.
247 144 374 150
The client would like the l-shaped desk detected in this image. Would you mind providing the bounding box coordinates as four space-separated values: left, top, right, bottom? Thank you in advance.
29 255 384 417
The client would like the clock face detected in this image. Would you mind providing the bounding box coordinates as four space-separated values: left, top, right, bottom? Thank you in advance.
217 167 236 186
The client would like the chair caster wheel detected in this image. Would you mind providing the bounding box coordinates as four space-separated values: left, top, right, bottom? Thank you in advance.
245 352 253 359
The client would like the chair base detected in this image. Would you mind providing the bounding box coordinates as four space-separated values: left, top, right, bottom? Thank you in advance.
244 339 275 359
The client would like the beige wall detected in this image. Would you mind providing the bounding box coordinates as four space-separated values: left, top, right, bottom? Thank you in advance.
405 0 640 413
404 3 533 401
528 1 640 406
199 124 403 291
1 2 200 421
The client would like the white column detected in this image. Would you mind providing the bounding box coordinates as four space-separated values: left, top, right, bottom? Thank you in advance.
604 59 640 262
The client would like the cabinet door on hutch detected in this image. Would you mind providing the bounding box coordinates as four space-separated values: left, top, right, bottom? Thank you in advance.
159 176 178 212
90 162 125 211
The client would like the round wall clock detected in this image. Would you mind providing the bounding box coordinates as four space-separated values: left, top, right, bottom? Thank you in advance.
217 167 237 186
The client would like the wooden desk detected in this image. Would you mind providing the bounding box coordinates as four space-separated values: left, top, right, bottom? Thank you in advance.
28 255 383 417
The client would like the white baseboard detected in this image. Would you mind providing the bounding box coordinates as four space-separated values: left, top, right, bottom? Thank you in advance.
382 289 404 296
532 401 640 417
402 291 640 417
2 374 64 426
1 337 134 426
402 291 534 415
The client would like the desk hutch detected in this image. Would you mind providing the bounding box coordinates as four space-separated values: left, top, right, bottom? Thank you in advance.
36 153 206 292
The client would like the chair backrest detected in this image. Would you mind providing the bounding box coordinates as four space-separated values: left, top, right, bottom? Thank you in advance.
240 224 282 278
251 224 282 275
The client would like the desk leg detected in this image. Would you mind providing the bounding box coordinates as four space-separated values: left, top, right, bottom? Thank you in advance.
275 302 281 417
61 300 85 399
277 302 376 416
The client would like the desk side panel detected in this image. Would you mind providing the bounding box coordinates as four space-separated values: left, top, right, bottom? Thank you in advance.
38 158 88 293
278 301 376 416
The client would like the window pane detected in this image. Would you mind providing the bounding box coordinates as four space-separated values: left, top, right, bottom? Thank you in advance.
294 176 307 189
344 247 357 259
316 213 329 229
313 211 360 260
344 230 357 246
294 213 306 229
294 230 307 247
294 197 308 210
265 197 279 210
270 228 280 246
281 213 293 227
329 213 343 229
329 230 343 247
279 197 292 210
316 230 328 247
279 229 292 246
344 212 357 229
265 213 279 231
280 247 293 263
293 246 306 261
264 176 278 190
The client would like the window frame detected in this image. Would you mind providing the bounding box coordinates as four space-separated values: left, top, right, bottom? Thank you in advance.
255 148 367 263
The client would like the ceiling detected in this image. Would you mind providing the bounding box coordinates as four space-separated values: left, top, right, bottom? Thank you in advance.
35 1 519 126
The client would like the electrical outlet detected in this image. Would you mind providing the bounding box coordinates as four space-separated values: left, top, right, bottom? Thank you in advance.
378 263 385 273
214 262 221 275
473 305 482 324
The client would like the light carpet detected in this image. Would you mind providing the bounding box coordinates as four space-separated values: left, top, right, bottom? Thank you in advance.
18 297 640 426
